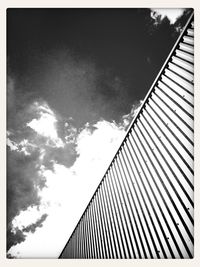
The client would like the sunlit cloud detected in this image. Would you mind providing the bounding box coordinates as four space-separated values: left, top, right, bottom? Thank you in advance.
121 101 143 129
8 100 143 258
7 138 18 151
64 122 77 144
151 8 185 24
27 101 64 148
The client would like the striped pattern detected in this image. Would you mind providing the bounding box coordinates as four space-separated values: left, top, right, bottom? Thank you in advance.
59 13 194 259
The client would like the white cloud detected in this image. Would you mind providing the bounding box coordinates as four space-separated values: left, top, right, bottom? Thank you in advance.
7 138 18 151
8 118 126 258
75 120 125 173
12 206 45 231
27 101 64 148
8 99 141 258
121 101 143 129
27 113 57 139
151 8 185 24
64 123 77 144
7 137 37 156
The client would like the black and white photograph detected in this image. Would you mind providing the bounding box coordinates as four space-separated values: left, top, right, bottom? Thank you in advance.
6 8 194 259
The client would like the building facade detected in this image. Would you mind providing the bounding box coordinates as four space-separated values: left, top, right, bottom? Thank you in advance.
59 13 194 259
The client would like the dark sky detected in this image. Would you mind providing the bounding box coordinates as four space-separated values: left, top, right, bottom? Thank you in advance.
6 8 192 256
7 8 191 129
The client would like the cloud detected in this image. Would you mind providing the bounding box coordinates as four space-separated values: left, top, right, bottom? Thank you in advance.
7 228 26 253
120 100 143 129
7 213 48 254
74 120 125 174
7 148 44 251
8 103 143 258
27 101 64 148
8 117 126 257
151 8 185 24
7 78 141 257
22 214 48 234
64 122 77 144
7 137 18 151
7 99 78 252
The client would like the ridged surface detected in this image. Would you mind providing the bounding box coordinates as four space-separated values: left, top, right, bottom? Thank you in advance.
59 14 194 259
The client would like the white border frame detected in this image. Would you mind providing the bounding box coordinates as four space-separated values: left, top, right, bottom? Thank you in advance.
1 1 200 266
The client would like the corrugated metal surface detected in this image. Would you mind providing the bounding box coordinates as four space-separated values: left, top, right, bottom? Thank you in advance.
59 13 194 259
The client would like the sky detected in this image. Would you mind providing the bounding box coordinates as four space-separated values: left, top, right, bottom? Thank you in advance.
6 8 192 258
